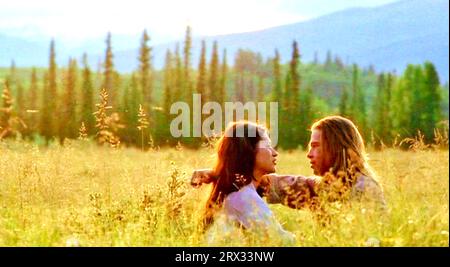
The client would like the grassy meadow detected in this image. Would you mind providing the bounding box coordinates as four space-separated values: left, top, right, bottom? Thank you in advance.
0 139 448 247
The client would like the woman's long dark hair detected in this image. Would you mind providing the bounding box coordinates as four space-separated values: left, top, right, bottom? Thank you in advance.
203 121 266 229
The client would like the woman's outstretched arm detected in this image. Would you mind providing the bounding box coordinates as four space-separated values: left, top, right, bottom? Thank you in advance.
191 169 318 210
263 174 318 209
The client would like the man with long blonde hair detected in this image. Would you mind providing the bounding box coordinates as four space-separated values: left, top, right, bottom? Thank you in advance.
192 115 386 211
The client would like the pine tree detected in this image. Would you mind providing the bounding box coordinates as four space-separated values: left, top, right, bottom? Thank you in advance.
409 65 425 136
373 72 393 148
271 49 283 103
271 49 283 148
28 68 39 112
138 29 153 113
392 65 413 139
102 32 115 106
25 68 39 138
120 77 131 145
196 40 207 103
287 40 302 147
163 50 174 120
422 61 442 142
183 26 193 106
298 87 314 148
219 49 228 105
81 54 95 136
15 81 25 124
59 58 78 143
384 72 394 144
208 41 219 102
161 49 174 145
350 64 367 139
40 39 58 143
174 44 183 102
136 30 153 147
122 74 142 146
279 72 292 149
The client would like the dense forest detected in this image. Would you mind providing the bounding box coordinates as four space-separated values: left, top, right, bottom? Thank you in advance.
0 27 448 150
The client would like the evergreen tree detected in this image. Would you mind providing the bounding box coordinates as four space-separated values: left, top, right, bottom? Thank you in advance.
120 77 131 145
28 68 39 112
183 27 200 147
196 40 207 103
385 73 394 143
271 49 284 148
410 65 425 136
160 49 175 146
219 49 228 105
174 44 183 102
102 32 115 106
422 61 442 142
271 49 283 103
350 64 367 139
138 29 153 113
279 72 292 149
15 81 25 124
59 58 78 143
209 41 220 102
183 26 193 106
234 49 260 103
40 39 58 143
163 50 174 119
287 40 302 147
373 72 393 148
81 54 96 136
391 65 413 139
25 68 39 139
129 74 142 146
298 87 314 148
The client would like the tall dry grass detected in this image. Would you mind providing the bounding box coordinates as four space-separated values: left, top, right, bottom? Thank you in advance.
0 139 448 246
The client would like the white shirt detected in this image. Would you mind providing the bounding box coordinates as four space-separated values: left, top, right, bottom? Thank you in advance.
206 183 296 246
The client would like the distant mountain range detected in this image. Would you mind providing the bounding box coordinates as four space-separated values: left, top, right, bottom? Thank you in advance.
0 0 448 82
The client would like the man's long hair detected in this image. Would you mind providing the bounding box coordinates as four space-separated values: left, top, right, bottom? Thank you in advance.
311 116 377 197
202 121 266 230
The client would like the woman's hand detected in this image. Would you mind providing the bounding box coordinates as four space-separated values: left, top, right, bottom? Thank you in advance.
190 169 214 188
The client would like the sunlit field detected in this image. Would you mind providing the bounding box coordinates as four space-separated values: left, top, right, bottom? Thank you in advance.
0 139 448 247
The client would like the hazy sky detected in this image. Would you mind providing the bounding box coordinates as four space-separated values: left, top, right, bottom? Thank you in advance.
0 0 399 41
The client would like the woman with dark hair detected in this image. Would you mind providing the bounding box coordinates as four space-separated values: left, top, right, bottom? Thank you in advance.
200 121 295 245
